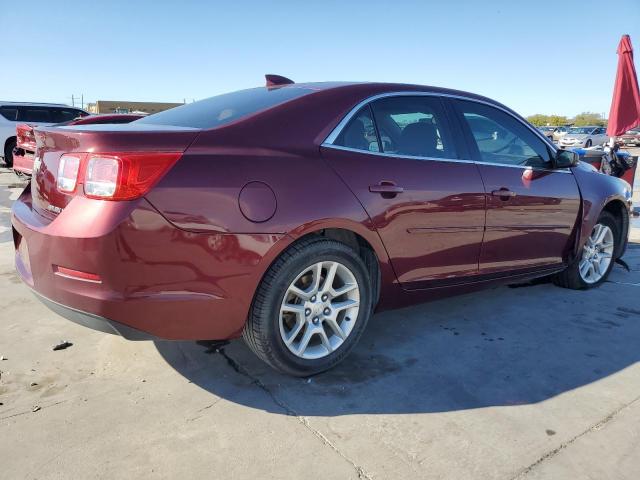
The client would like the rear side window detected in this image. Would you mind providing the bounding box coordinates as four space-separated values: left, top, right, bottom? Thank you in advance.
370 96 456 159
17 107 52 123
0 106 18 121
135 86 315 129
334 107 380 152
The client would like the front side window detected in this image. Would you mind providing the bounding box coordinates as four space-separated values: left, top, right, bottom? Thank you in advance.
334 106 380 152
370 96 456 159
455 100 550 167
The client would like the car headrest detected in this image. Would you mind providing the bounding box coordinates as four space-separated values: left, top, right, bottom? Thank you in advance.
399 122 439 157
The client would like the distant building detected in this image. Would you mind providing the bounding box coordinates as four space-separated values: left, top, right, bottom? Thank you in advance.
85 100 183 115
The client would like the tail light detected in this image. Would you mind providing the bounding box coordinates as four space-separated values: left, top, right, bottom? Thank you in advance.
57 154 81 193
56 152 182 200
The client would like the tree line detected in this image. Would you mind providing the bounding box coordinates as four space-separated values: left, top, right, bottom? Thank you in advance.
526 112 606 127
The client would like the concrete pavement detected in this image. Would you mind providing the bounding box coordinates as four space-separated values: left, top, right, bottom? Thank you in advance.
1 163 639 479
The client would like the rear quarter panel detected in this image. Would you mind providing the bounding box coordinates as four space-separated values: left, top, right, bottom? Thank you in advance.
145 139 400 310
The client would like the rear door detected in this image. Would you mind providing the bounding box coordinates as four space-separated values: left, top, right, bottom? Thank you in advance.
450 98 581 274
321 94 486 289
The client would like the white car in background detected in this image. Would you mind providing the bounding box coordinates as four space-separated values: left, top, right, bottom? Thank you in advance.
0 102 88 167
558 126 609 149
551 126 570 142
537 125 570 143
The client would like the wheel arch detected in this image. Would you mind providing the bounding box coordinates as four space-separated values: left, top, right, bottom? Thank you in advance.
253 219 398 313
575 195 630 261
601 198 630 258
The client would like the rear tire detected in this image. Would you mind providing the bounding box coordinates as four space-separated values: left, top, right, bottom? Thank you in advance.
243 237 372 376
4 138 15 168
554 211 618 289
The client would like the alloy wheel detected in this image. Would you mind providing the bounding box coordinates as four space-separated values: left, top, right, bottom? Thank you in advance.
279 261 360 360
579 223 614 284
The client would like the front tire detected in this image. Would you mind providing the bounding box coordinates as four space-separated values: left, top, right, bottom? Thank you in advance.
554 211 618 289
243 237 372 376
4 138 16 168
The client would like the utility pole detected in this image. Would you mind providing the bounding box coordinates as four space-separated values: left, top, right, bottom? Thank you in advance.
70 94 85 109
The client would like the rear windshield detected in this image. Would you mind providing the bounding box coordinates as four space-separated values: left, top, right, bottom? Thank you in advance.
135 86 314 129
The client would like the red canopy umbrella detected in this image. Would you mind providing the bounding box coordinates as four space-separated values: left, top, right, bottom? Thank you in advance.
607 35 640 138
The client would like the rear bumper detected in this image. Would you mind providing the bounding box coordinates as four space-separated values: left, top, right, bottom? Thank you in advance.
33 291 159 340
11 187 285 340
12 148 34 175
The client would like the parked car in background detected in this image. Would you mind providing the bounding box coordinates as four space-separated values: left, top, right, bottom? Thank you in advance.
536 126 571 143
559 126 609 148
617 127 640 147
537 126 555 141
12 79 631 376
552 126 570 142
12 114 145 176
0 102 88 167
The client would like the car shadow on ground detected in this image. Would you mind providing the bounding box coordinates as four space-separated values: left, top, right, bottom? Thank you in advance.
155 254 640 416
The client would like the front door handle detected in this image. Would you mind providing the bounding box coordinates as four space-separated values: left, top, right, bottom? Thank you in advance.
491 188 516 200
369 182 404 196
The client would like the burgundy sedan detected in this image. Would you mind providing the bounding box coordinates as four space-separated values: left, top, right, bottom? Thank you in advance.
11 79 631 376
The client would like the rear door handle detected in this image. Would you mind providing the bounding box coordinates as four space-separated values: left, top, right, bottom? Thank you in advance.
369 182 404 195
491 188 516 199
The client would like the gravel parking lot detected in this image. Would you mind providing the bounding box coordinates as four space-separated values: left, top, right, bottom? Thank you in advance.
1 159 640 480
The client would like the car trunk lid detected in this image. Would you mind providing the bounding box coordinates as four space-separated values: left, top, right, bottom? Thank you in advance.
31 124 200 220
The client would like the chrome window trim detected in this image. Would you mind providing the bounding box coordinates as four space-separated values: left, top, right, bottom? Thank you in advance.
322 90 567 173
322 143 571 174
324 143 475 165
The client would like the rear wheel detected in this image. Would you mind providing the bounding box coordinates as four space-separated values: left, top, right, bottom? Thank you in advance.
554 211 618 289
3 137 15 168
243 237 372 376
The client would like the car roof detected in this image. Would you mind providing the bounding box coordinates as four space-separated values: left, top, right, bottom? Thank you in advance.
0 101 81 108
278 81 518 116
292 81 497 99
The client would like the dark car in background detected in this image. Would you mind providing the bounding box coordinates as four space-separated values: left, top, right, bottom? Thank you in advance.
11 79 631 376
12 114 145 176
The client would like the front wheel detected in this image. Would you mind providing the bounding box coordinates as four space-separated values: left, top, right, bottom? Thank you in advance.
554 211 618 289
243 237 372 376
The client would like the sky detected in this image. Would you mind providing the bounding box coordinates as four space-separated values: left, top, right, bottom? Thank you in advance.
1 0 638 118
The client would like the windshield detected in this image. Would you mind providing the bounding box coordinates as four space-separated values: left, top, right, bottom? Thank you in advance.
567 127 594 135
538 127 554 131
626 129 640 134
135 86 316 129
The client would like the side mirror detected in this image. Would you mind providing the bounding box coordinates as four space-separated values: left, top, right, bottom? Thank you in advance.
554 149 579 168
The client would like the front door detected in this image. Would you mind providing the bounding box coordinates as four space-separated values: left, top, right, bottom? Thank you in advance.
321 95 486 289
451 99 581 274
